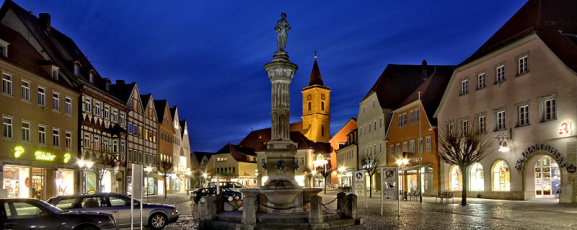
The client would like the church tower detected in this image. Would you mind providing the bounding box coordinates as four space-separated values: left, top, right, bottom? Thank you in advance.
301 53 331 143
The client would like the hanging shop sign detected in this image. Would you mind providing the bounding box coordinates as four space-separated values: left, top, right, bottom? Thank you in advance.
558 121 573 137
35 151 56 161
515 144 566 170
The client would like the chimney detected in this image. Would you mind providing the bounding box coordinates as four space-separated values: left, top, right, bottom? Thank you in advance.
39 13 51 32
421 59 428 80
116 80 125 85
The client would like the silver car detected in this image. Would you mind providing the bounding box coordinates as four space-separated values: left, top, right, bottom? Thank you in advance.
47 193 179 229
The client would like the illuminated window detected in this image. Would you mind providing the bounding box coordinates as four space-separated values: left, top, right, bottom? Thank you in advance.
469 163 484 191
94 136 100 151
450 165 462 191
84 98 91 113
52 92 60 111
492 160 510 191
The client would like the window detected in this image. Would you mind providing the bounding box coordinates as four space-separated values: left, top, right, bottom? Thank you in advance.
112 109 118 122
120 112 126 125
0 40 8 57
477 72 486 89
52 92 60 111
402 141 408 153
2 116 13 138
409 108 419 124
65 132 72 149
84 98 91 113
517 54 528 75
398 113 407 128
469 163 484 191
51 67 59 80
37 87 46 106
120 141 126 153
461 79 468 95
94 102 101 116
389 144 394 157
84 134 90 148
52 129 60 147
461 119 469 134
409 139 415 153
321 101 325 111
495 110 506 131
447 122 454 135
395 143 401 156
65 97 72 115
21 121 30 142
88 72 94 83
540 95 556 122
38 125 46 144
493 160 510 191
113 140 118 153
104 105 109 119
425 136 432 152
103 138 109 152
2 74 12 96
478 115 486 133
94 136 100 150
308 102 311 111
74 63 80 76
518 104 529 126
450 165 463 191
496 64 505 83
418 137 423 153
321 125 325 137
7 202 44 219
21 80 30 101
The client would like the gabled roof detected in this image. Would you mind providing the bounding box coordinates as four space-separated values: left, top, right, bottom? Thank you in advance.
362 64 437 108
238 127 331 154
398 65 455 126
308 56 324 86
216 143 257 163
153 100 169 123
140 94 152 108
460 0 577 72
179 120 187 136
109 81 137 103
192 151 214 163
170 106 177 120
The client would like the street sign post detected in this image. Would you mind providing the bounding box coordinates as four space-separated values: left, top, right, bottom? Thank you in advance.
353 171 365 196
380 167 398 216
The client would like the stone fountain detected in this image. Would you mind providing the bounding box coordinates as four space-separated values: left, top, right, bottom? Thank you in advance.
202 13 361 230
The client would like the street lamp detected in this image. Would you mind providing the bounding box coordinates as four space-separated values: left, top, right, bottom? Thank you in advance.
144 167 153 201
77 159 94 194
202 173 208 188
185 171 191 195
396 158 409 218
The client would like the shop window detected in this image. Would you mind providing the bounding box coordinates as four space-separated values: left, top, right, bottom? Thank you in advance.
3 165 31 198
492 160 510 191
469 163 484 191
450 165 462 191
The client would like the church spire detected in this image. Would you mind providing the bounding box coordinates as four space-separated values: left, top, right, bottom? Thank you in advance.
308 51 324 86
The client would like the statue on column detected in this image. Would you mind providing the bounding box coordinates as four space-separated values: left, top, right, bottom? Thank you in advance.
275 13 291 51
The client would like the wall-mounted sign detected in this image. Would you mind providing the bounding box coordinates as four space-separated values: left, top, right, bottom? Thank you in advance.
498 140 510 152
515 144 566 170
63 153 71 163
35 151 56 161
559 121 573 136
14 146 24 158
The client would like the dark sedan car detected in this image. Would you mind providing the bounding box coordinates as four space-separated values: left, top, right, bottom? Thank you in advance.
47 193 178 229
0 198 118 230
191 187 242 204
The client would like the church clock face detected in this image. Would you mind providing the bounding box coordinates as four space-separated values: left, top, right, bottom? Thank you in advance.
321 94 325 100
307 94 312 100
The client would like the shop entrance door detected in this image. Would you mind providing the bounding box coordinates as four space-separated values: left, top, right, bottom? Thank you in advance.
32 168 46 200
534 156 560 198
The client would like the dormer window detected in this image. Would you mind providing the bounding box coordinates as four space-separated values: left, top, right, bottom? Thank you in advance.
105 78 110 91
51 66 59 80
73 62 80 76
0 39 9 57
89 71 94 83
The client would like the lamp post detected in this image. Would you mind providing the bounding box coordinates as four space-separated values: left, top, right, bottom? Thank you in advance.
185 171 191 195
77 159 94 194
144 167 153 202
396 158 409 218
418 91 423 203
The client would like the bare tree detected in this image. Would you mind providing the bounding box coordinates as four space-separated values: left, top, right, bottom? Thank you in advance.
360 152 384 197
92 154 116 193
316 162 333 194
158 160 174 199
437 118 494 205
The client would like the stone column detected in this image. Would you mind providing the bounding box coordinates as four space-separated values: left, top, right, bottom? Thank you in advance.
263 51 299 190
242 196 257 226
204 196 217 221
345 194 357 219
337 192 346 213
309 195 323 223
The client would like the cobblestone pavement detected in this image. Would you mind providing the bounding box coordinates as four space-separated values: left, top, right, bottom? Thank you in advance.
120 191 577 230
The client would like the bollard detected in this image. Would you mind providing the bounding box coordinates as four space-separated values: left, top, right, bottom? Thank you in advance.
337 192 346 213
205 196 217 221
309 195 323 223
345 194 357 219
242 196 257 227
215 194 224 213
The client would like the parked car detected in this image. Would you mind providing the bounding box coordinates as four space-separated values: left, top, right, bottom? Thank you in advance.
0 198 118 230
191 187 242 204
47 193 178 229
208 181 243 191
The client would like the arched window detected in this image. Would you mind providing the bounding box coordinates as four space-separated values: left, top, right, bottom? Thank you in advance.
308 102 312 111
469 163 484 191
450 165 462 191
321 101 325 111
492 160 510 191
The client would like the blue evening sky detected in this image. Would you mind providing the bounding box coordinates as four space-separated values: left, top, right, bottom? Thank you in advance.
12 0 527 152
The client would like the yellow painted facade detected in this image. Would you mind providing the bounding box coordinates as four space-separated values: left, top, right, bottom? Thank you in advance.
301 85 331 143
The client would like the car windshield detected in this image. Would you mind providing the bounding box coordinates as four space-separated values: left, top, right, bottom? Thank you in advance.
36 200 65 214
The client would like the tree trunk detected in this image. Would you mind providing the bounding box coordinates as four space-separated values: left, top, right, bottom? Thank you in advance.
369 174 373 198
164 175 168 199
460 165 467 206
324 177 327 194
